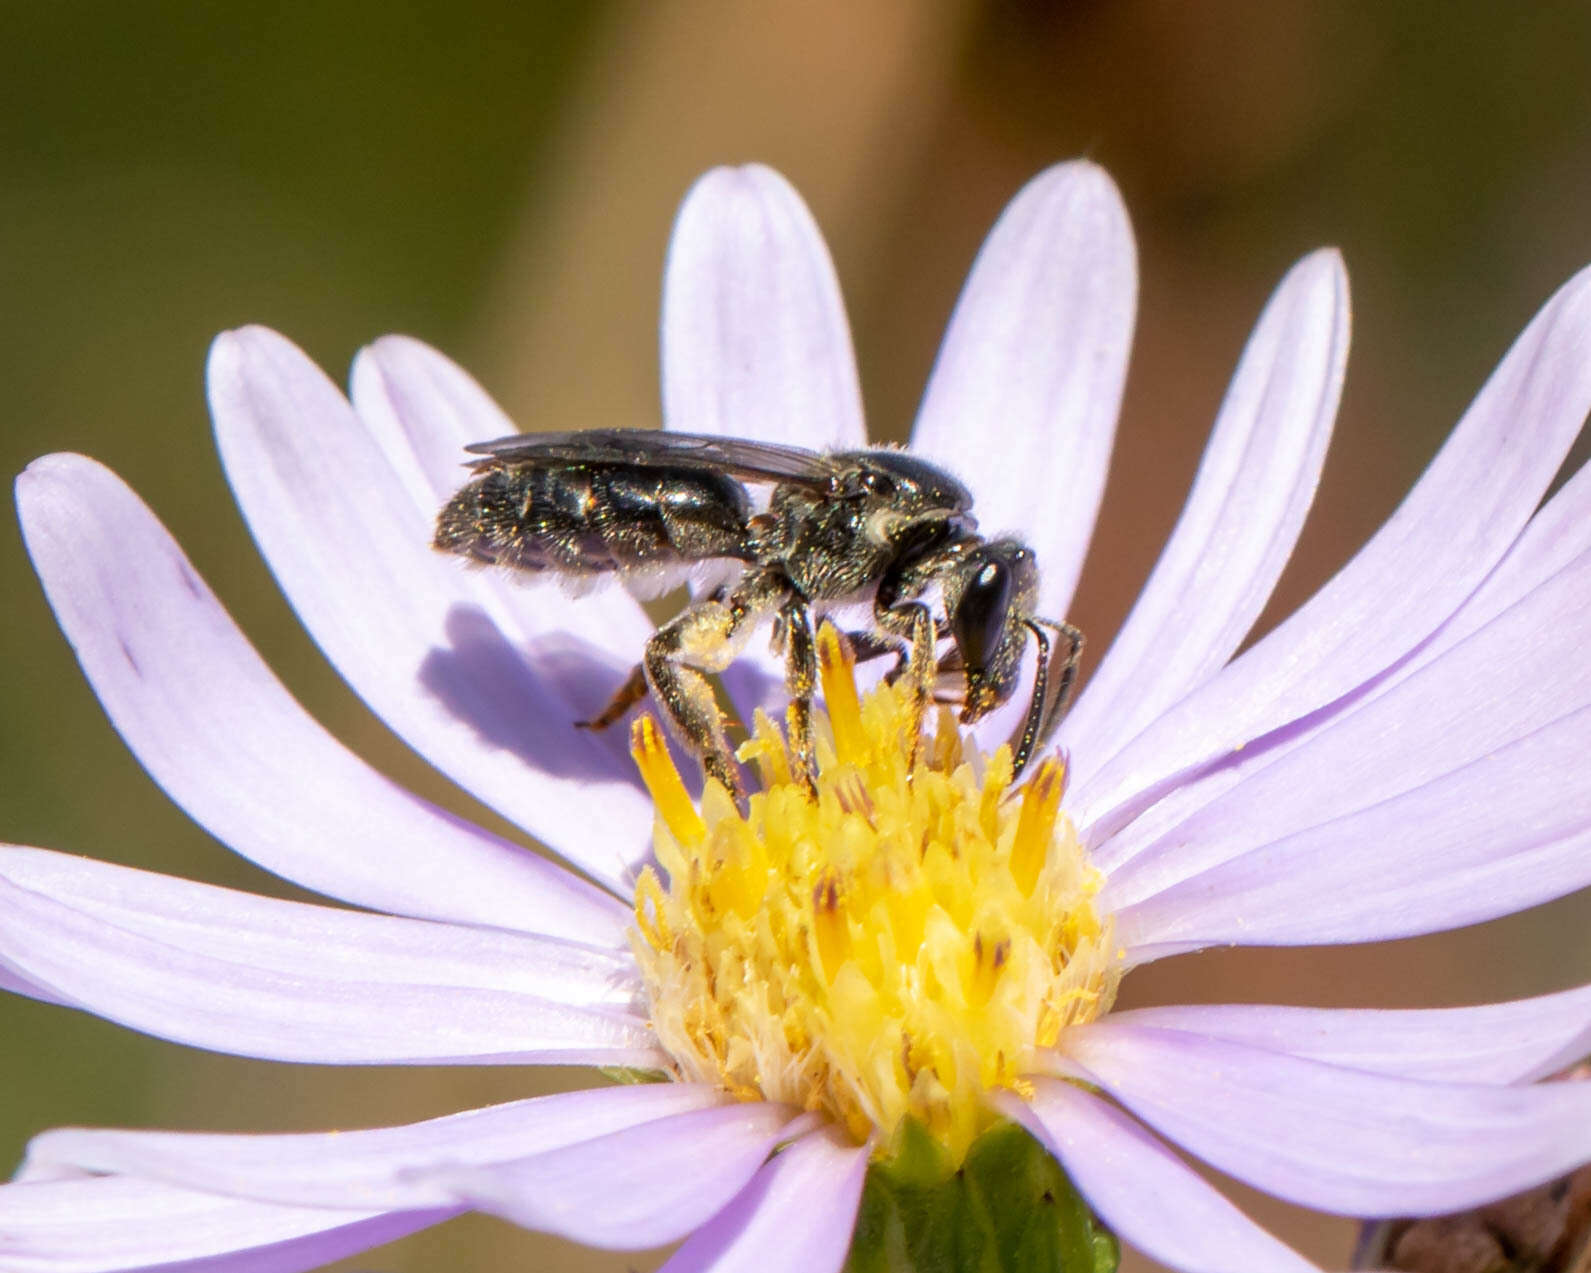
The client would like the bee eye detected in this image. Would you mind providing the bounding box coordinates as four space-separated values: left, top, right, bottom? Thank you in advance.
859 469 895 496
953 559 1012 673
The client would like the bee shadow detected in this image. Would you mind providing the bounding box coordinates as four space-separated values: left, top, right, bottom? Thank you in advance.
418 603 647 789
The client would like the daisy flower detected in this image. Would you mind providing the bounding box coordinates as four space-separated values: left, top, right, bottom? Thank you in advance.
7 160 1591 1273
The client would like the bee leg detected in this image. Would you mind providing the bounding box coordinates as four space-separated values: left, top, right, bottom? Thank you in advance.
643 568 790 805
843 618 951 684
841 629 908 684
574 664 648 732
645 608 745 803
874 600 937 767
778 595 818 793
1010 618 1084 778
1046 619 1085 723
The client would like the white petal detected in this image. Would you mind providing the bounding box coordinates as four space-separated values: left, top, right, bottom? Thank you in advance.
0 1174 449 1273
20 1084 724 1211
0 961 69 1007
662 164 864 450
1094 404 1591 882
912 161 1136 626
16 452 627 944
0 854 659 1067
1107 526 1591 944
997 1082 1317 1273
1058 1021 1591 1217
658 1126 870 1273
1061 251 1347 774
0 847 638 1010
1108 989 1591 1085
1074 263 1591 839
437 1102 801 1249
1115 705 1591 956
660 164 866 719
209 327 656 891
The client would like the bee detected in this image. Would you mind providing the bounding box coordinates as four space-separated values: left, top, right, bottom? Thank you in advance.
435 429 1082 801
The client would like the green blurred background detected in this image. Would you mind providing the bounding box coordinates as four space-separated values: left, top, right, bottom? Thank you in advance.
5 3 1591 1269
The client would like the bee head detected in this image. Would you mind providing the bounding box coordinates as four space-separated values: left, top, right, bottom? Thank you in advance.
945 539 1037 723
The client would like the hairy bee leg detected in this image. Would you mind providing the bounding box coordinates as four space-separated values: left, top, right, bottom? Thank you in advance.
1046 620 1084 723
840 628 902 666
778 596 818 793
905 605 937 767
575 664 648 731
874 600 936 767
1011 618 1084 778
842 617 951 684
644 568 791 804
1011 624 1051 778
645 612 743 802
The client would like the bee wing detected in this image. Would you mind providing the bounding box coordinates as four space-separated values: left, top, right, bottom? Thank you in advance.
463 429 842 489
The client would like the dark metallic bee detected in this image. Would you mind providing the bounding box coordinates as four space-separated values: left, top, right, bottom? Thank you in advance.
435 429 1082 800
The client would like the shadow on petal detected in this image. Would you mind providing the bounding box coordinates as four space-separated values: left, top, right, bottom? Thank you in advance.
420 604 648 790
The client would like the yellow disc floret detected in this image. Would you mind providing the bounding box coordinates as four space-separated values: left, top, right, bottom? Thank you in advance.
629 624 1120 1165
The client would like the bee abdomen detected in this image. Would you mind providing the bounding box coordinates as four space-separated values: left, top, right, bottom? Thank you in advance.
434 462 753 578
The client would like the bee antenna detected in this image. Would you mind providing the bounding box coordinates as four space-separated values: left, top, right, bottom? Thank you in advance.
1010 618 1084 778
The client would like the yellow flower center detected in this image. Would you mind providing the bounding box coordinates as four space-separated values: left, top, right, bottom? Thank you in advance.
629 625 1121 1165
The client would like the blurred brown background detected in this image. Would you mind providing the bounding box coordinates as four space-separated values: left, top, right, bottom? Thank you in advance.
5 2 1591 1269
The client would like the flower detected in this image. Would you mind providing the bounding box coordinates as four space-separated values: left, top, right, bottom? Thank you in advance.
7 160 1591 1273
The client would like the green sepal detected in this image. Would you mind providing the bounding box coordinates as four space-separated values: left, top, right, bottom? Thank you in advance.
596 1066 672 1085
845 1119 1117 1273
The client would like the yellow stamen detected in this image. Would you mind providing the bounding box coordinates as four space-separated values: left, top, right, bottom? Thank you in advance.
817 623 865 765
1010 756 1065 898
630 624 1119 1166
630 715 705 845
813 869 852 982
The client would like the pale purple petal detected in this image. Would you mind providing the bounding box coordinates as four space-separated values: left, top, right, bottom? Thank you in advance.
662 164 864 451
1115 704 1591 957
996 1082 1317 1273
912 161 1136 633
1335 436 1591 710
1073 264 1591 839
0 1174 451 1273
208 327 654 892
350 334 656 685
1453 440 1591 624
0 860 660 1068
16 453 627 944
1057 1022 1591 1216
0 847 639 1010
1107 530 1591 946
1061 251 1347 774
436 1102 800 1249
659 164 867 718
658 1126 870 1273
20 1084 724 1211
0 960 69 1007
1108 990 1591 1085
1093 439 1591 888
